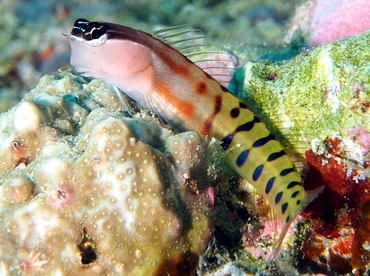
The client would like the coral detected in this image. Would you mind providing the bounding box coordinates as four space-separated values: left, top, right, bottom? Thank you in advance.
286 0 370 47
230 30 370 158
348 126 370 154
299 136 370 274
0 71 216 275
214 28 370 275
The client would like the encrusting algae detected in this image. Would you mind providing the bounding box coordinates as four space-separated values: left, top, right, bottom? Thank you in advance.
230 30 370 158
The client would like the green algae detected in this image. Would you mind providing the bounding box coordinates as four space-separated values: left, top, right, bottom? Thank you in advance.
230 30 370 154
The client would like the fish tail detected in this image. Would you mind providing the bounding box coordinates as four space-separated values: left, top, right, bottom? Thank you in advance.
269 185 324 259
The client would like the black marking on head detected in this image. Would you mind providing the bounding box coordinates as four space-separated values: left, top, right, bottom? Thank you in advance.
253 133 275 147
280 167 295 176
296 200 301 205
235 120 255 132
252 165 263 181
275 192 283 204
285 215 290 223
72 18 90 36
281 202 288 214
239 102 248 109
265 177 275 194
72 18 108 41
267 150 285 162
236 150 249 167
230 108 240 118
221 134 233 150
287 181 301 189
291 191 299 198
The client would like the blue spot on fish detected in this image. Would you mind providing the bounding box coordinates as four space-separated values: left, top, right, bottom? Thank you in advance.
275 192 283 204
236 150 249 166
253 165 263 181
265 177 275 194
221 134 233 150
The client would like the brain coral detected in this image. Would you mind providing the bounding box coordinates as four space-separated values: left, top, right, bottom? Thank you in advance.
0 71 215 275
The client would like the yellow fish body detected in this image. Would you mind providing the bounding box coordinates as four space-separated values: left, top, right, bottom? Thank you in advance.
69 18 306 257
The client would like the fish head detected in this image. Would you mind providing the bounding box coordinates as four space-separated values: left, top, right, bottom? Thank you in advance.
68 18 153 95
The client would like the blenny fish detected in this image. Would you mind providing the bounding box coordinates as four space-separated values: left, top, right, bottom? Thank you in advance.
68 18 312 257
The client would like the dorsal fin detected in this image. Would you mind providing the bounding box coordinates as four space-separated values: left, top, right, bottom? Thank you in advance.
152 25 237 87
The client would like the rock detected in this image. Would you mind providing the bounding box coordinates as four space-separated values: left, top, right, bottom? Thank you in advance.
0 70 215 275
231 30 370 159
229 27 370 275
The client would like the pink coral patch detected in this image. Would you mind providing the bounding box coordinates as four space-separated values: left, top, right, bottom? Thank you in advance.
348 126 370 154
309 0 370 47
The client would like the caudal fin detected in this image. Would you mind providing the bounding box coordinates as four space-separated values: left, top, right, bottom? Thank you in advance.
268 186 324 260
268 219 293 260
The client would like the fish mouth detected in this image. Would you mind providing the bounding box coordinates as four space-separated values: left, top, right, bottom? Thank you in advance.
70 66 92 77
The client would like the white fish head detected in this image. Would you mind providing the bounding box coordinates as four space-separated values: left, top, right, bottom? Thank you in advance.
69 18 153 99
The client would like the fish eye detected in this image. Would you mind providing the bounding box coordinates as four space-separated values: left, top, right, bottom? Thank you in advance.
84 25 108 46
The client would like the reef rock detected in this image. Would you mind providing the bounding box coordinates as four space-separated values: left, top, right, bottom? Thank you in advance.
229 28 370 275
231 30 370 158
0 71 216 275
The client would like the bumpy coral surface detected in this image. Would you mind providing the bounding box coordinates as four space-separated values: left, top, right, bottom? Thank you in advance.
0 71 215 275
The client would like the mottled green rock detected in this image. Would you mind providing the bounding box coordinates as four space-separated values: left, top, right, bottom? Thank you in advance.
230 30 370 154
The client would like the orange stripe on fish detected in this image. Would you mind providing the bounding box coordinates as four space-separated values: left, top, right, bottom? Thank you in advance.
153 81 195 119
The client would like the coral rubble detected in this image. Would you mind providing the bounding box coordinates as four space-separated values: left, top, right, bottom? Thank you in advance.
0 71 216 275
